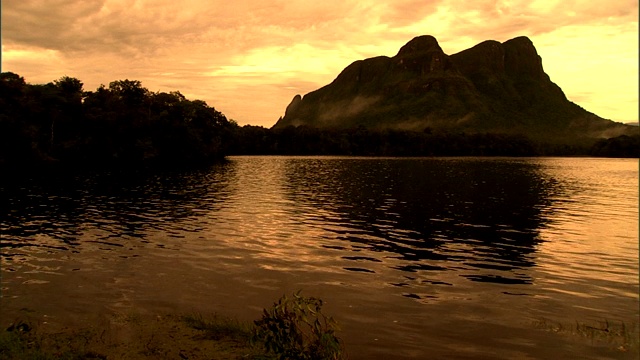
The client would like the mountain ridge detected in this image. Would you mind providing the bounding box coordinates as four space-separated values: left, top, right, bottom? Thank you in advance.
274 35 635 141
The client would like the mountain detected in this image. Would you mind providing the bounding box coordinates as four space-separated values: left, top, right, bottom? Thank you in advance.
274 35 635 141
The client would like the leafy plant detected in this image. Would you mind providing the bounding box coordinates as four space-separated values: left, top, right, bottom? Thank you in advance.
253 291 343 360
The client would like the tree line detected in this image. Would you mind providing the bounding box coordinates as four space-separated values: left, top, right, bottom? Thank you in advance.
1 72 636 171
227 124 541 156
227 124 638 157
0 72 230 170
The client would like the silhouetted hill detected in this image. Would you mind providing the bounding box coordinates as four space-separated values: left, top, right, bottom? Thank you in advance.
274 35 635 142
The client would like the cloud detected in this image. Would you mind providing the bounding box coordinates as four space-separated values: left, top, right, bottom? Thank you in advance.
441 0 639 41
3 1 104 50
2 0 638 126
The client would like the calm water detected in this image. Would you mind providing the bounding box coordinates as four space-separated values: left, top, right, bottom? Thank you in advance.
1 156 638 359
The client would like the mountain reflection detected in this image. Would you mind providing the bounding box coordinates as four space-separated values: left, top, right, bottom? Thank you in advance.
1 157 561 295
0 163 236 256
281 157 558 286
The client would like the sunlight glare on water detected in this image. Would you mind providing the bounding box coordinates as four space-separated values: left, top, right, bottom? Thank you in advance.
532 158 639 321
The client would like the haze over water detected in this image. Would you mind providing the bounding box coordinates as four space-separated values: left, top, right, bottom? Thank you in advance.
1 156 638 359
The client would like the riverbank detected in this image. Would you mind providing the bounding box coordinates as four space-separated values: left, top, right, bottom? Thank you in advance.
1 312 263 360
1 292 343 360
2 311 637 360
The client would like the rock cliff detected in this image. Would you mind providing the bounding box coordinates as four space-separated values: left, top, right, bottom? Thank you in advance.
274 35 634 140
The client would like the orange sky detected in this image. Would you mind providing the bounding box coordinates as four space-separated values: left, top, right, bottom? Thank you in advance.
2 0 638 127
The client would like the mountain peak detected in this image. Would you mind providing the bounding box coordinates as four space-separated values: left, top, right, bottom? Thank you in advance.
396 35 442 56
504 36 535 48
273 35 635 140
502 36 544 79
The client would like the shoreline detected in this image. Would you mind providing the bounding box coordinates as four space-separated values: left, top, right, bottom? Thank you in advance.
3 309 637 360
1 311 263 359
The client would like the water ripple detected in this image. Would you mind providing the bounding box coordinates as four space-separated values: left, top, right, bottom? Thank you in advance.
1 157 637 359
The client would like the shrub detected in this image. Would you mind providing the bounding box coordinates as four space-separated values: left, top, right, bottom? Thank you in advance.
253 291 343 360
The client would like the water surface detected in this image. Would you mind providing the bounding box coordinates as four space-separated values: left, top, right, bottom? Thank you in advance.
1 157 638 358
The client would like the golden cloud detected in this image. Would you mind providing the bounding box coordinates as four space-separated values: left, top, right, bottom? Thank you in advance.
2 0 638 126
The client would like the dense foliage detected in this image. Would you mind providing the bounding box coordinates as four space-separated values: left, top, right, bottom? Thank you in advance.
589 135 640 158
226 124 627 157
0 72 230 169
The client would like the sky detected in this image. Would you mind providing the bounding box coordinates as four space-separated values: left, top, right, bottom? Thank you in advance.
2 0 638 128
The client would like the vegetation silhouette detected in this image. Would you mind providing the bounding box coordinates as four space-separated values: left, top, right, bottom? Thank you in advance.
226 123 638 157
589 135 640 158
1 71 637 168
0 72 231 170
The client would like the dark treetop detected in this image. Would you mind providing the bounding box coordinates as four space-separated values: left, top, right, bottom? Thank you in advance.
0 73 232 170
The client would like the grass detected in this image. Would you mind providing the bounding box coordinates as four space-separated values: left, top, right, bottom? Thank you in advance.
0 293 344 360
533 317 639 352
0 320 106 360
182 314 253 341
0 315 265 360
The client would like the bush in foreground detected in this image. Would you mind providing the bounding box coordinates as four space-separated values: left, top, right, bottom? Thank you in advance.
253 291 343 360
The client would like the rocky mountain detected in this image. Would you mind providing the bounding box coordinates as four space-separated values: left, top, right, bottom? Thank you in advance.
274 35 635 141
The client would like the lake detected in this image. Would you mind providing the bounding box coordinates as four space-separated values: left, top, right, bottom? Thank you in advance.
1 156 638 359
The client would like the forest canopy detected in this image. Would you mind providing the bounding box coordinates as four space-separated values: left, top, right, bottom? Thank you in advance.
0 72 231 169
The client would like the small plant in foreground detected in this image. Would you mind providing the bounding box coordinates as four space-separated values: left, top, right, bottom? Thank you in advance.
253 291 343 360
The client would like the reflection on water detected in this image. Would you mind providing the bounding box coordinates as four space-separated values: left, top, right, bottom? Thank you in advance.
281 158 553 289
1 157 638 359
2 164 235 252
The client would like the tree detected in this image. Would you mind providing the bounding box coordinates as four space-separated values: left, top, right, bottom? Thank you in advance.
108 79 148 106
53 76 83 99
0 72 27 99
